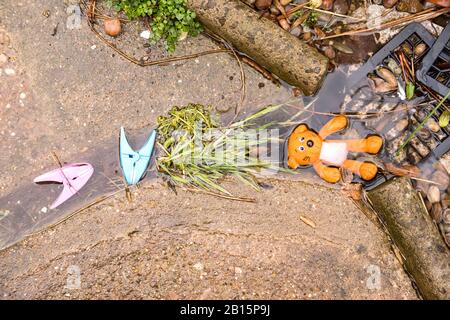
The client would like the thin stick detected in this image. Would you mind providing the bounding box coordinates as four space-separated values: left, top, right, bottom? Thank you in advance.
304 6 366 21
213 34 246 119
203 30 279 84
320 7 450 40
284 100 427 119
275 0 290 20
51 151 63 168
88 20 230 66
31 188 125 235
278 1 310 20
409 176 443 185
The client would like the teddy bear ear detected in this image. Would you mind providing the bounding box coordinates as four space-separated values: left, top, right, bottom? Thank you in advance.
293 124 309 134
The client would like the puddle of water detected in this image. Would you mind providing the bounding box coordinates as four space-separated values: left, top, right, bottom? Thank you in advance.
0 127 157 250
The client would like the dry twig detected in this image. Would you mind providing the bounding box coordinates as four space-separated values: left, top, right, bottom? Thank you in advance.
320 7 450 40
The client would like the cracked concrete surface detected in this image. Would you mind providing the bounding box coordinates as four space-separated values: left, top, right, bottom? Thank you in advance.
0 0 417 299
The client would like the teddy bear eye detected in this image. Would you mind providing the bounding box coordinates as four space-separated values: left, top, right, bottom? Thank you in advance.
299 137 305 142
298 146 305 152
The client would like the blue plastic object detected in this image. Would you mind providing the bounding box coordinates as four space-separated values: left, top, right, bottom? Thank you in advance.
119 127 157 185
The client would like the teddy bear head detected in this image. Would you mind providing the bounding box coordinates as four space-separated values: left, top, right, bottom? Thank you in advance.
287 124 323 167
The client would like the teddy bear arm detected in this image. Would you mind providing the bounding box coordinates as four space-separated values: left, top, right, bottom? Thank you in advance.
327 136 383 154
318 115 348 139
287 156 299 169
313 161 341 183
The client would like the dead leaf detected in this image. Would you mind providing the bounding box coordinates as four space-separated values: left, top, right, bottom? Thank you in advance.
299 215 317 228
384 162 421 178
341 168 354 184
332 41 354 54
314 26 326 39
341 183 363 200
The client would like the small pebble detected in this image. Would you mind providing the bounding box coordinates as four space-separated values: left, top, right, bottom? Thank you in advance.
303 32 312 41
140 30 151 40
383 0 398 8
427 185 440 204
104 18 121 37
432 170 449 191
91 45 96 50
292 87 302 97
290 27 302 38
333 0 349 15
321 0 334 10
414 43 427 56
19 92 26 99
278 18 290 31
4 68 15 76
193 262 204 271
40 207 48 214
255 0 273 10
323 46 335 59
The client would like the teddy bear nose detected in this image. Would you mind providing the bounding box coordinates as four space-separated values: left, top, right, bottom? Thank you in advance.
307 140 314 147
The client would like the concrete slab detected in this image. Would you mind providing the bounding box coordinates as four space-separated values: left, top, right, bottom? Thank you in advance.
0 0 417 299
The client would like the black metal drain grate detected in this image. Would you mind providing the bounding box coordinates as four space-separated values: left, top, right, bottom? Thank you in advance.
417 22 450 98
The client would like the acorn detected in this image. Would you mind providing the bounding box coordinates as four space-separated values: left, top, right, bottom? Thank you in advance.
104 18 121 37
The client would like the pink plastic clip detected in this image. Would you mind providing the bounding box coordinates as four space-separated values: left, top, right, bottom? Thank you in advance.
34 163 94 209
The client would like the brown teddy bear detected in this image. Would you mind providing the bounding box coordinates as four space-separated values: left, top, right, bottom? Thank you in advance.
287 115 383 183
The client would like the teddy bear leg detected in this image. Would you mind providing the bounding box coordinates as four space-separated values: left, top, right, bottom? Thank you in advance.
341 136 383 154
318 115 348 139
342 159 378 181
313 162 341 183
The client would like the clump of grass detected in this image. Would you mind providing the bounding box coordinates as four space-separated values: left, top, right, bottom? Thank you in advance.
156 104 284 195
